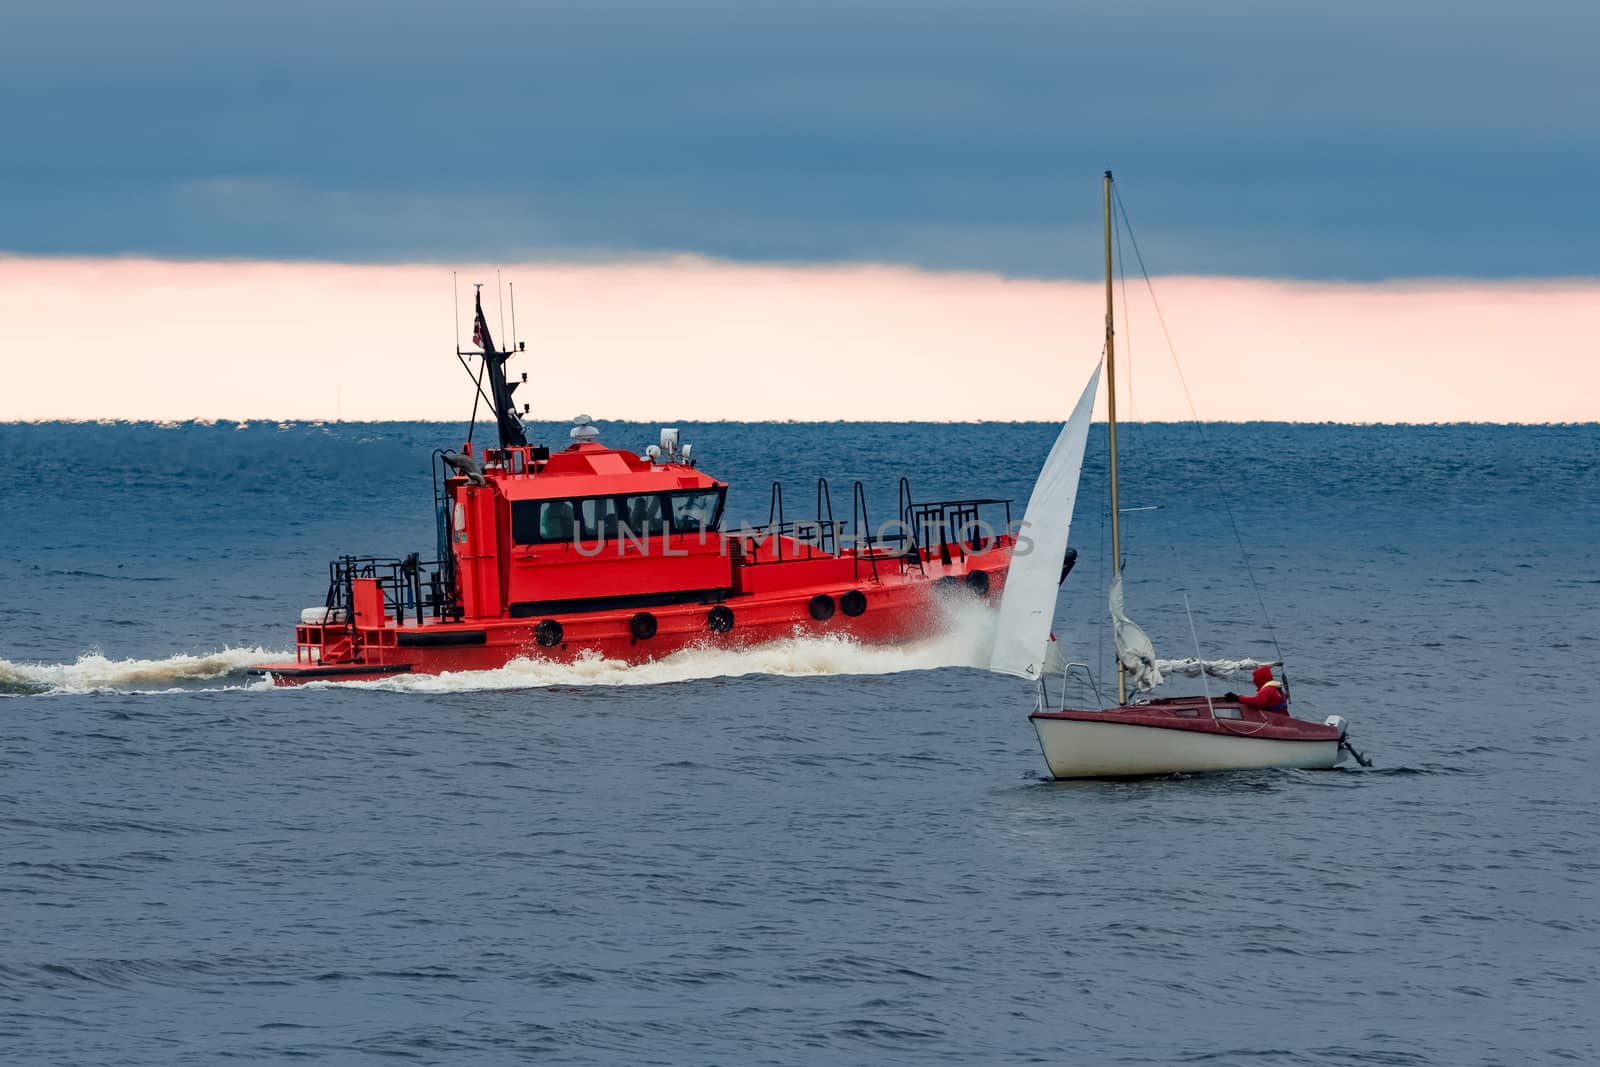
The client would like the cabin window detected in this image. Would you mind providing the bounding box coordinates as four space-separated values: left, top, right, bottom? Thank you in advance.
541 501 575 541
511 490 723 545
618 494 666 537
577 497 619 541
668 491 722 533
512 499 577 544
511 501 536 544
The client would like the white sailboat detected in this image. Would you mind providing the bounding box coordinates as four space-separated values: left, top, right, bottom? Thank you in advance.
990 172 1359 780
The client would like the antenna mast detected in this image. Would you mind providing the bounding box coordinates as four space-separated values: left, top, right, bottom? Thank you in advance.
508 282 519 355
497 268 508 357
457 281 528 450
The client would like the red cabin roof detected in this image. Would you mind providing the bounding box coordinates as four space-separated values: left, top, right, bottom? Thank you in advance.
476 441 723 501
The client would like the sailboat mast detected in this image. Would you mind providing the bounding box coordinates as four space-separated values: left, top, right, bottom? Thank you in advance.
1103 170 1126 705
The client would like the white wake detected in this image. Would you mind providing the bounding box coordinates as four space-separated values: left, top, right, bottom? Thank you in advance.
0 604 1001 696
0 646 279 696
0 611 1264 698
336 602 1001 693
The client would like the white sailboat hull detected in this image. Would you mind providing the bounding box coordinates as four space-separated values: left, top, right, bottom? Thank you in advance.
1031 715 1344 779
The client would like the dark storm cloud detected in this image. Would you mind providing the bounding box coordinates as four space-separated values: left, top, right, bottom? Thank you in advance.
3 0 1596 277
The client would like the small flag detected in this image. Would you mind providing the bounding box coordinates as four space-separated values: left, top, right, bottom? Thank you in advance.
471 291 495 352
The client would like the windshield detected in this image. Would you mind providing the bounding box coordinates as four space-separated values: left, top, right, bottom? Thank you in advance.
669 491 723 533
512 490 722 544
619 493 666 537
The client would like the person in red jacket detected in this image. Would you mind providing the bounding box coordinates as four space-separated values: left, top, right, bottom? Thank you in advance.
1223 665 1289 713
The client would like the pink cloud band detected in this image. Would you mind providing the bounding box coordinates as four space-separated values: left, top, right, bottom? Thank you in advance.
1 255 1593 422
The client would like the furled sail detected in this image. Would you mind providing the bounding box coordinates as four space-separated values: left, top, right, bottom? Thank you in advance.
1109 574 1163 692
988 362 1102 680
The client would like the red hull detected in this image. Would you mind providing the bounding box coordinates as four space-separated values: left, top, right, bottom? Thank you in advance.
253 559 1008 685
1030 696 1342 743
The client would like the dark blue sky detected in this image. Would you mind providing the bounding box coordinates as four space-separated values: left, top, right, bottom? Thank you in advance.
5 0 1595 278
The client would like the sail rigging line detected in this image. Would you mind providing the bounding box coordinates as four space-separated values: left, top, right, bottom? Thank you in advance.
1111 187 1204 436
1108 194 1150 691
1182 594 1216 719
1098 482 1108 704
1114 194 1138 424
1111 184 1284 665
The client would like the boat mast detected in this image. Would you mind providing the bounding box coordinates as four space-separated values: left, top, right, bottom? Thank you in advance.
1103 170 1126 705
460 287 529 451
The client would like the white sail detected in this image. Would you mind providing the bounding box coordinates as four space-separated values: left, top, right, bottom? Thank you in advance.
1042 633 1068 678
1109 574 1163 692
988 361 1102 680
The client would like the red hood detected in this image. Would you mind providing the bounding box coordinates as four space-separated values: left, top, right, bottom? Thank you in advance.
1252 665 1275 687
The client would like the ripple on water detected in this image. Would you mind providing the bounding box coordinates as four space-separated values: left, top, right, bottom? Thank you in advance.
3 422 1597 1064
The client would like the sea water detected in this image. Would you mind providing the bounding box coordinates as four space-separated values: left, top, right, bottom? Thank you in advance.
1 420 1595 1064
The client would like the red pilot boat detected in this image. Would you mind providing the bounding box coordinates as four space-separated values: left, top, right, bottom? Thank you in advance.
251 291 1016 685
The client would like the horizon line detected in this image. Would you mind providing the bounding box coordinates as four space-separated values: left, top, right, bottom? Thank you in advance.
5 418 1597 429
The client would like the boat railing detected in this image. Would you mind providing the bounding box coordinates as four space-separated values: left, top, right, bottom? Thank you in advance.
324 554 462 629
429 446 550 539
479 444 552 475
738 477 1012 581
817 478 836 552
742 479 852 566
746 481 804 565
741 479 909 580
902 497 1014 565
1056 662 1107 711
